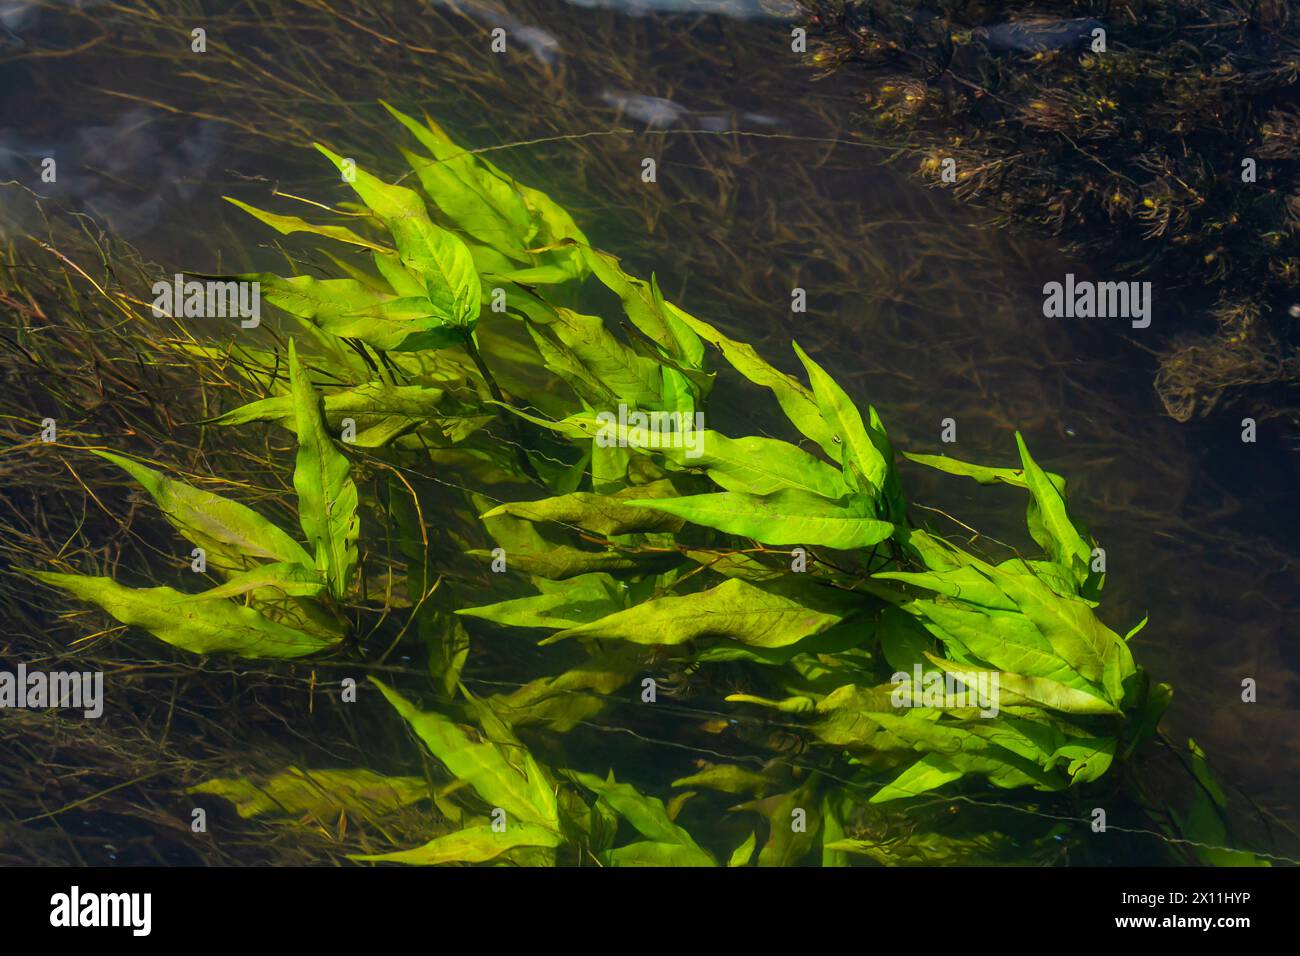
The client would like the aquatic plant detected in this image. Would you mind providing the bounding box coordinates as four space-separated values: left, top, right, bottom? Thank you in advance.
19 104 1268 865
801 0 1300 422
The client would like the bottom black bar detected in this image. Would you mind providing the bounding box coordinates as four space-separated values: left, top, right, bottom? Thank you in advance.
3 865 1289 942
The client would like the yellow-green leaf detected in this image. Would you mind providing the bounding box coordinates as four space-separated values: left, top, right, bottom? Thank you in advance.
631 488 892 550
290 340 359 599
190 767 426 820
543 578 844 648
88 449 311 574
29 572 337 658
352 823 562 865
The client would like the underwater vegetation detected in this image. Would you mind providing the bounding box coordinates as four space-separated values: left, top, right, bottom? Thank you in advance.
801 0 1300 423
8 104 1275 865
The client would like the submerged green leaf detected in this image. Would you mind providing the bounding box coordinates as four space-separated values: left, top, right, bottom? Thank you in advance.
370 679 560 832
89 449 311 574
543 578 844 648
632 487 891 549
568 769 715 866
482 481 684 537
182 562 325 602
353 823 562 865
792 342 887 497
289 341 360 599
1015 433 1092 583
190 767 426 820
458 574 625 630
29 572 336 658
223 196 391 252
667 309 835 453
315 145 481 330
923 653 1120 715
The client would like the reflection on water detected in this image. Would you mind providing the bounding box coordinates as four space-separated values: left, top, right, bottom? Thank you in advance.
0 107 222 238
2 0 1296 859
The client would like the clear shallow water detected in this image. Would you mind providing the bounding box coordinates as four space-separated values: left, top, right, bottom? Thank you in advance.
2 0 1297 861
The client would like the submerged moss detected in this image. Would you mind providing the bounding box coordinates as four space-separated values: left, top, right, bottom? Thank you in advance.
802 0 1300 420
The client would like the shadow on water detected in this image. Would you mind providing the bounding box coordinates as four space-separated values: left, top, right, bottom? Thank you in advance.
1 0 1296 861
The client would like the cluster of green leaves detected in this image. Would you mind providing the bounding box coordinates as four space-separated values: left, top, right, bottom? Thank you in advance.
466 312 1159 807
32 103 1257 866
30 341 356 659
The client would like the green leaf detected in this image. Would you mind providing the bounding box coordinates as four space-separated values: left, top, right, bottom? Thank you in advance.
901 451 1063 491
182 562 325 602
631 488 892 550
997 558 1085 601
897 595 1095 691
725 693 816 714
1014 433 1092 582
223 197 391 252
862 715 1064 802
820 791 852 867
237 272 454 350
792 341 887 497
984 561 1112 687
1047 737 1115 783
211 383 445 427
668 311 836 454
872 754 966 802
315 145 481 330
1174 739 1269 866
397 143 533 264
467 545 680 581
604 841 716 867
383 102 534 238
353 823 562 865
543 578 844 648
190 767 426 820
1122 678 1171 760
579 248 702 365
529 307 663 406
923 653 1120 715
211 382 455 448
727 832 758 867
736 777 821 867
88 449 311 574
671 765 779 798
29 573 337 658
670 431 845 498
875 566 1019 612
527 323 618 407
289 340 360 599
879 605 938 673
568 769 714 865
414 611 467 702
556 415 845 500
458 574 625 630
370 679 560 831
384 101 589 279
482 481 684 537
894 527 965 571
487 650 641 731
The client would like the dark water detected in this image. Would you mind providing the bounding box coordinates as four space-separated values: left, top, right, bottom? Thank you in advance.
2 0 1297 862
